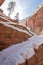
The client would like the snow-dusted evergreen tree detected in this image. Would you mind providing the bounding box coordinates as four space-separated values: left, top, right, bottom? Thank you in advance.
7 1 16 17
15 12 19 24
15 12 19 20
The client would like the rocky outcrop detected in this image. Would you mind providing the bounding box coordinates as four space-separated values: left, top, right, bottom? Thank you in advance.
0 23 31 51
0 9 32 51
23 4 43 35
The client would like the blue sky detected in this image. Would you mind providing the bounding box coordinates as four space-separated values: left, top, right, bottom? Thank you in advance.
1 0 43 20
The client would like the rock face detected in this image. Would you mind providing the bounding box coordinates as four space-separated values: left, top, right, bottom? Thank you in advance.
0 0 5 6
23 5 43 35
34 7 43 34
0 23 31 51
0 9 32 51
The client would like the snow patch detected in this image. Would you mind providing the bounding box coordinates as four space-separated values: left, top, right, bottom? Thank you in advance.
0 36 43 65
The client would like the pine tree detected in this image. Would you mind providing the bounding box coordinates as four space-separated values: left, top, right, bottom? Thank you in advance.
7 1 16 17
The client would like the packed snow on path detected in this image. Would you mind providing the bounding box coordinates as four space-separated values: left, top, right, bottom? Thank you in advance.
0 35 43 65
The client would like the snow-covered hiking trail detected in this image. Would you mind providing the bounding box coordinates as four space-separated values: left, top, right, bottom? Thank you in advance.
0 35 43 65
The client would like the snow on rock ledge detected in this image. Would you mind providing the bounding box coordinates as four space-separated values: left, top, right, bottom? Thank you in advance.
0 35 43 65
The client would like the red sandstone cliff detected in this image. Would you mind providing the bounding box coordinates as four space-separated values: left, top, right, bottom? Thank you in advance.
0 9 33 51
0 2 43 65
23 4 43 35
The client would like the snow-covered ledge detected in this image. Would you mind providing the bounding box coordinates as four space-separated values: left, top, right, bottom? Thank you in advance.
0 35 43 65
